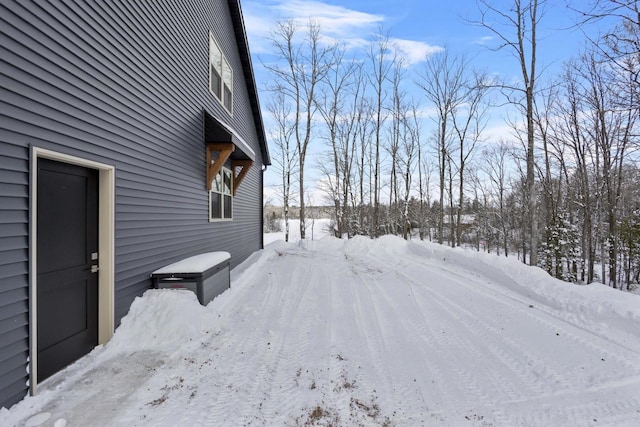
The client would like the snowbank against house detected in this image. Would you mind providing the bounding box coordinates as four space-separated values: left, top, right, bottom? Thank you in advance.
103 290 222 355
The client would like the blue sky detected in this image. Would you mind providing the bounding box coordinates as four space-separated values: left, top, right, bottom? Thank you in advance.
243 0 597 82
241 0 604 204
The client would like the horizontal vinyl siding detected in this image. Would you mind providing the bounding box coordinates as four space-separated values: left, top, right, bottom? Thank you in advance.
0 0 265 408
0 129 29 408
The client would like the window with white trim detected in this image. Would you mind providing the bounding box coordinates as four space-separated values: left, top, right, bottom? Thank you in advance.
209 33 233 113
209 166 233 221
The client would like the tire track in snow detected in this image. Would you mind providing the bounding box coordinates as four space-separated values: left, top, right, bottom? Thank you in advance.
364 246 640 426
398 248 640 377
279 255 335 416
507 382 640 426
394 285 517 426
351 252 517 423
358 252 529 390
374 282 483 424
251 252 324 424
420 275 572 394
133 240 639 426
196 249 320 425
268 246 400 424
330 251 440 424
416 254 640 381
195 240 640 426
345 254 470 424
344 261 398 401
418 247 640 356
234 261 297 424
254 249 349 424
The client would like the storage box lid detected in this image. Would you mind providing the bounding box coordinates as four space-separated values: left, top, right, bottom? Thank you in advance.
151 252 231 274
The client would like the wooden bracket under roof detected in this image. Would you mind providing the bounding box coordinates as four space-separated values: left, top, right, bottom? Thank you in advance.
206 144 253 195
231 159 252 196
206 143 234 191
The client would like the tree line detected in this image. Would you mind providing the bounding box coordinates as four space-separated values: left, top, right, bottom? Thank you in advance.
263 0 640 290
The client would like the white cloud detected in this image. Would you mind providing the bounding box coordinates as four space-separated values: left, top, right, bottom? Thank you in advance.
482 121 522 144
391 38 444 66
473 35 494 46
244 0 382 52
243 4 279 54
274 0 384 34
412 105 440 120
243 1 441 65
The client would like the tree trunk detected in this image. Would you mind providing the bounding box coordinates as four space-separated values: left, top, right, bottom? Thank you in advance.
299 160 306 239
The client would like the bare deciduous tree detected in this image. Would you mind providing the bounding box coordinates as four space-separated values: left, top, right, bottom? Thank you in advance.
316 45 359 238
474 0 546 265
451 72 490 246
418 49 467 245
556 62 596 282
266 92 298 242
367 29 394 238
482 140 513 257
265 20 335 239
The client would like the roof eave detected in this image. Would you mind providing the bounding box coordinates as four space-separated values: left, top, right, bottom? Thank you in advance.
227 0 271 166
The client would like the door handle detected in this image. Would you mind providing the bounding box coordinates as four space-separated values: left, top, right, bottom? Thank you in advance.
91 265 99 273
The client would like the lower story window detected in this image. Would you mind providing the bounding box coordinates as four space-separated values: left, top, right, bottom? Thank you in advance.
209 167 233 221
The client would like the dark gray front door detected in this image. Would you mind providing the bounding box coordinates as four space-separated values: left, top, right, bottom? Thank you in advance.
37 158 98 382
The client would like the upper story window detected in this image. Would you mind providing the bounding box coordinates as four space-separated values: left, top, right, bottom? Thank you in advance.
209 33 233 114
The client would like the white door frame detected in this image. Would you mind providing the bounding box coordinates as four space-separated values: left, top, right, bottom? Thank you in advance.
30 147 115 394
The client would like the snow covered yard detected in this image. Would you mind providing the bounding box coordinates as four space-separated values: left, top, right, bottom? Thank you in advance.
3 236 640 426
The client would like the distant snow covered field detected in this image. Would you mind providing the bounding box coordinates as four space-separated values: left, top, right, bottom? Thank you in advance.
264 218 334 245
3 233 640 426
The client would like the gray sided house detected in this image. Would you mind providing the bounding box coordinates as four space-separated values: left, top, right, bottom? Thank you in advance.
0 0 270 408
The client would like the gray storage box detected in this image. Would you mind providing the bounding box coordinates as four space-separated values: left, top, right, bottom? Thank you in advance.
151 252 231 305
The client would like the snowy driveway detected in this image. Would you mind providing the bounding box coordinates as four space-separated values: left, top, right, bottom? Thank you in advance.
4 236 640 426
